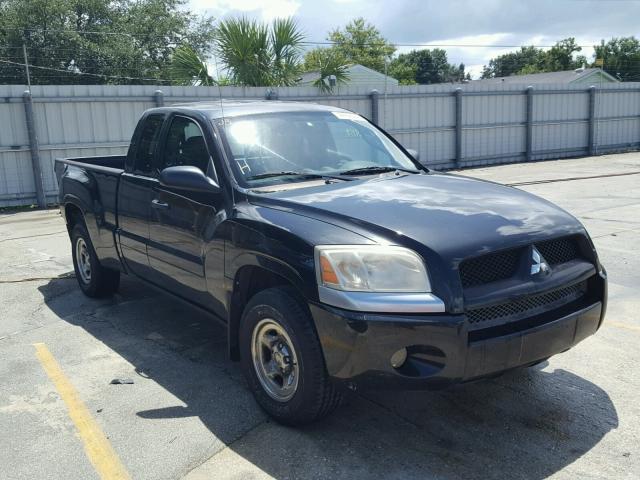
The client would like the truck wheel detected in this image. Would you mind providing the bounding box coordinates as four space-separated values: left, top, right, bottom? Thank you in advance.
239 287 342 425
71 223 120 298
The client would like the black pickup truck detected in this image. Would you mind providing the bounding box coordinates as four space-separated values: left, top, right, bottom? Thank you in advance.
55 101 607 425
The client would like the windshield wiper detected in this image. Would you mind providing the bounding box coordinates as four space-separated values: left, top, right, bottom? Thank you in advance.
339 166 418 176
246 171 353 182
245 171 322 181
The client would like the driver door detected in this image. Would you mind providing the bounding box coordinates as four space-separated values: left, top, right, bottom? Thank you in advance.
147 115 223 307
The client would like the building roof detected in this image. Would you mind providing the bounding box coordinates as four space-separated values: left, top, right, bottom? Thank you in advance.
298 64 399 87
474 68 619 85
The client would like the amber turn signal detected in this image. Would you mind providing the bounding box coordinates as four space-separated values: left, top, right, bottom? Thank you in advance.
319 255 339 285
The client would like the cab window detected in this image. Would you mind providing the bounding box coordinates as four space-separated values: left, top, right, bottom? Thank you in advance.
161 116 210 173
133 114 164 175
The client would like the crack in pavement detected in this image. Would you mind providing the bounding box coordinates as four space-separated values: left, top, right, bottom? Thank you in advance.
505 170 640 186
0 230 67 243
180 419 271 479
0 274 75 284
591 227 640 239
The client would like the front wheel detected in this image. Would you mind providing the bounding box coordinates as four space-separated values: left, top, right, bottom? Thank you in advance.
71 223 120 297
240 287 342 425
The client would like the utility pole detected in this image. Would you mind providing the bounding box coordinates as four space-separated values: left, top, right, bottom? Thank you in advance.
21 41 45 207
22 43 32 92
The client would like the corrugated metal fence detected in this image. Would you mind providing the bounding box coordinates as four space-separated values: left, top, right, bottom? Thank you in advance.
1 82 639 206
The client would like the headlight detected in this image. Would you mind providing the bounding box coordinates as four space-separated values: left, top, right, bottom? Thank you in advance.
315 245 430 292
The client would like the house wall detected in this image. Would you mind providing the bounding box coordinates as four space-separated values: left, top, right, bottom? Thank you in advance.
299 65 399 90
1 82 639 206
341 65 399 89
570 71 618 86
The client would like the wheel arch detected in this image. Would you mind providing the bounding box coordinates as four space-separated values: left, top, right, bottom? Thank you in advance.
227 258 311 361
64 200 86 232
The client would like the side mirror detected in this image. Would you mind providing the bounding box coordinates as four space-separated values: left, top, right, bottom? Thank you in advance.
159 166 220 193
406 148 420 162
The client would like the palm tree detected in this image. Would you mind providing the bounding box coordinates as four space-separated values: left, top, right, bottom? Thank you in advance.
169 45 216 86
171 17 345 89
215 17 304 86
270 18 306 86
304 48 350 93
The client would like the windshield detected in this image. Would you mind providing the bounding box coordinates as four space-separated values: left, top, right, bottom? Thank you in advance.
216 111 421 187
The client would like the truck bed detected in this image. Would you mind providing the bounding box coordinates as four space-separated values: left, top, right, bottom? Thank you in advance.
56 154 127 172
55 154 127 269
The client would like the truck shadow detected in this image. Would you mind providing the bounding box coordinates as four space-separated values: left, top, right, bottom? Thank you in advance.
39 276 618 480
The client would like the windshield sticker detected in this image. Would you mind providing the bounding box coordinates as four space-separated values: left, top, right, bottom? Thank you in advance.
344 127 361 138
332 111 365 122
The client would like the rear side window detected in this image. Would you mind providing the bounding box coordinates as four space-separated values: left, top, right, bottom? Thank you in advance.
161 116 210 173
133 114 164 175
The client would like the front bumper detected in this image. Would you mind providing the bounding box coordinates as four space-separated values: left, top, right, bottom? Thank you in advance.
310 274 606 390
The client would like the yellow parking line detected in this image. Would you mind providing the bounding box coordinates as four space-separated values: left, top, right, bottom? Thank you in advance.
606 321 640 333
33 343 131 480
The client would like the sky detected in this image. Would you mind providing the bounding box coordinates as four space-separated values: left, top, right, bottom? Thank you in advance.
189 0 640 78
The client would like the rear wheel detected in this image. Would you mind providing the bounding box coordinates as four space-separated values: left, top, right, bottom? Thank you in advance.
240 287 342 425
71 223 120 297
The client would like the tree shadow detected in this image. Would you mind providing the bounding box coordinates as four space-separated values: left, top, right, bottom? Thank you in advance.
38 276 618 480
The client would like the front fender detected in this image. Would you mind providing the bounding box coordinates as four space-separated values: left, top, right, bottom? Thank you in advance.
229 251 311 299
225 215 318 302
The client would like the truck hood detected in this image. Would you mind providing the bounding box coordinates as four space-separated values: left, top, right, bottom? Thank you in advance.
248 172 584 261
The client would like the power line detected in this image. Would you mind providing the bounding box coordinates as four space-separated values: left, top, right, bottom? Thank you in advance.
2 27 193 41
0 59 172 83
4 27 135 37
3 45 639 65
299 41 598 49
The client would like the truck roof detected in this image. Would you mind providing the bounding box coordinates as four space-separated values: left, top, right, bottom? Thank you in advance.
150 100 350 119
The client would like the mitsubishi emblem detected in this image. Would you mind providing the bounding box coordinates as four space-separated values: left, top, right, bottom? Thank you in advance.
531 246 551 276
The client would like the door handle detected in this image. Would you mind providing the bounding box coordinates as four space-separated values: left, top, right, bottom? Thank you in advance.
151 199 170 210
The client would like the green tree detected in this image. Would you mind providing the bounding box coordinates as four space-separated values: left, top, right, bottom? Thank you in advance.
481 46 544 78
213 17 304 86
387 60 417 85
326 17 395 72
302 18 392 89
303 48 349 92
169 45 215 86
594 36 640 81
543 38 586 71
481 38 587 78
389 49 470 84
0 0 215 85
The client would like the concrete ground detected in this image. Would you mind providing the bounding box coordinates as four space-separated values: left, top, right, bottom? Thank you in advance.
1 152 639 480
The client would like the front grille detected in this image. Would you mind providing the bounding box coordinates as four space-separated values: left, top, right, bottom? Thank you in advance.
536 236 581 266
459 247 524 288
466 281 587 324
459 236 583 288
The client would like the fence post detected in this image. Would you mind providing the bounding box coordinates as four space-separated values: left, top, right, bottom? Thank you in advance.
588 86 597 155
454 88 463 166
22 90 46 208
370 89 379 125
525 86 534 161
154 89 164 107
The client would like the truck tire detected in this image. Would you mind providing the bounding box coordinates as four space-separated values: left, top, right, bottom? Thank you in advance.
71 223 120 298
239 287 342 425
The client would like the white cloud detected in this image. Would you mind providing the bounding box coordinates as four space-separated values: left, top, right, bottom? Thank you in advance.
190 0 301 22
